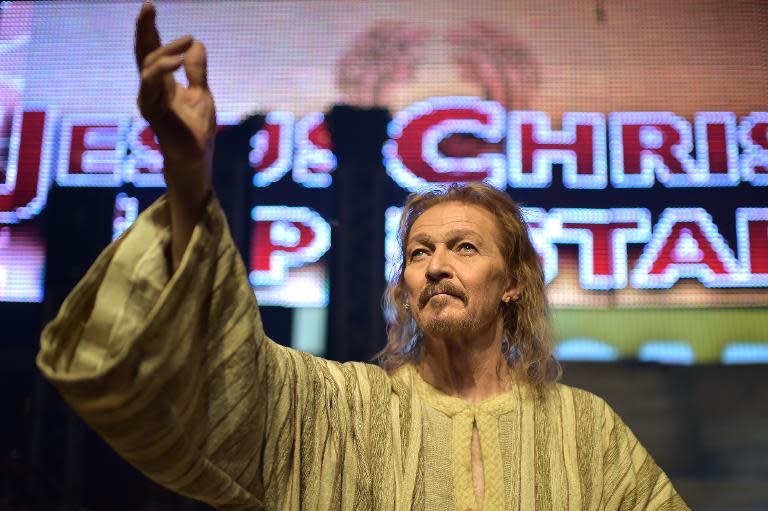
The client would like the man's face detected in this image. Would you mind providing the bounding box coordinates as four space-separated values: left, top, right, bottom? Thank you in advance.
403 201 513 339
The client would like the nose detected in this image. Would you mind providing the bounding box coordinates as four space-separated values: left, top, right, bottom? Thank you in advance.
425 246 453 282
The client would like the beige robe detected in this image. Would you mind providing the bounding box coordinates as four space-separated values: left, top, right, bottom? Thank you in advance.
37 195 689 511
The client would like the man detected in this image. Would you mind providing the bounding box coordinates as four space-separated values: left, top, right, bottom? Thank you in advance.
37 3 688 509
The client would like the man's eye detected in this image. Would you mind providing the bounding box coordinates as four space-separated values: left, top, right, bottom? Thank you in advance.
410 248 428 260
458 242 477 253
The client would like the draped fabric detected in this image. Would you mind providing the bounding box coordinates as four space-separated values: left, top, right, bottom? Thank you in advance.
37 195 689 511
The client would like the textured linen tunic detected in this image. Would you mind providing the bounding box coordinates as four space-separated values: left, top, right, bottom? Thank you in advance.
37 196 689 511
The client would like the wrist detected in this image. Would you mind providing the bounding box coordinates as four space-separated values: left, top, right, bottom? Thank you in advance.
163 158 212 204
165 186 209 273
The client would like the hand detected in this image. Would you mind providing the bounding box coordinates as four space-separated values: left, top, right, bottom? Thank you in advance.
446 20 540 110
134 1 216 270
336 20 428 108
134 1 215 199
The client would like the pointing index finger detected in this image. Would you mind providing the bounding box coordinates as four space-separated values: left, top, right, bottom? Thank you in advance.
135 1 161 68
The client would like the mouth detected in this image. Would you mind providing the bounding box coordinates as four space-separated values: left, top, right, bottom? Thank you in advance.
429 293 462 306
420 288 465 308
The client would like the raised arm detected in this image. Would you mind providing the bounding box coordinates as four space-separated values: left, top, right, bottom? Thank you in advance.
134 1 214 271
36 3 385 509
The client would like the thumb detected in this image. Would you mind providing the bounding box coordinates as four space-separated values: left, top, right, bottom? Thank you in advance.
184 40 208 89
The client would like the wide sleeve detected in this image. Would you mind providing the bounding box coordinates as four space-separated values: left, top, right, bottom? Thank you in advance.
600 402 690 511
36 195 374 510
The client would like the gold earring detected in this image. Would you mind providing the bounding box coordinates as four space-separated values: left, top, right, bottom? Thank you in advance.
404 302 410 311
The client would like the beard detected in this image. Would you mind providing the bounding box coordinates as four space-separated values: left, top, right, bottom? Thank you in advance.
416 303 482 339
421 316 479 338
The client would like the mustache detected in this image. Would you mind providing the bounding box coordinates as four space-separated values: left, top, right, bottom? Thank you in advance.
418 282 467 308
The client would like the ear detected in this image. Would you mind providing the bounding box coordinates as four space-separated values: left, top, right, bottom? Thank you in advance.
502 284 522 304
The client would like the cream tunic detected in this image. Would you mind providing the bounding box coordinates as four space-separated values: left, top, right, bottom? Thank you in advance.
37 196 689 511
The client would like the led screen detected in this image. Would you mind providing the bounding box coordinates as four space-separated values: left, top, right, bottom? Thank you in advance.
0 0 766 362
